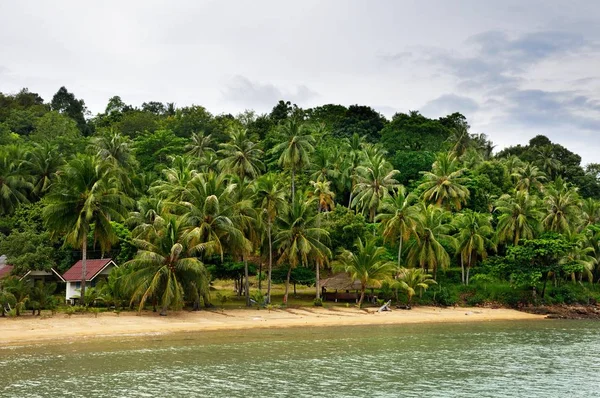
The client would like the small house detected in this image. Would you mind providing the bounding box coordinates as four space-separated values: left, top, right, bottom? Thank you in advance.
62 258 118 303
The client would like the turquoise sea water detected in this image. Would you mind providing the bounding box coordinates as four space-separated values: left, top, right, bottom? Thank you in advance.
1 320 599 397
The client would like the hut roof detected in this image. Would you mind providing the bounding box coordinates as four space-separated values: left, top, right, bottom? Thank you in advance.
320 273 377 291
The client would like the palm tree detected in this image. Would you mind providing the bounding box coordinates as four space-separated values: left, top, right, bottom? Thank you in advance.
419 152 470 210
90 130 137 170
127 197 167 239
406 204 455 279
560 232 597 283
542 178 581 234
272 118 315 203
30 281 57 315
255 174 287 304
186 131 215 158
534 145 563 179
229 175 258 306
178 172 244 261
581 198 600 229
334 238 395 308
43 155 131 298
453 210 496 285
375 186 420 267
309 179 335 212
495 191 542 246
351 154 400 221
344 133 366 207
447 125 471 157
218 128 264 180
513 163 546 193
125 216 209 315
150 156 199 202
23 142 64 198
274 197 330 303
1 277 30 316
394 268 437 305
0 147 31 215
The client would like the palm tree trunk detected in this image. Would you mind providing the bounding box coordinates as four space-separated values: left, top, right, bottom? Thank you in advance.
460 255 465 285
267 222 273 304
284 265 292 304
358 285 365 308
258 262 262 292
291 167 295 204
315 262 320 299
466 252 472 285
80 238 87 302
244 257 250 307
397 239 403 267
348 176 354 208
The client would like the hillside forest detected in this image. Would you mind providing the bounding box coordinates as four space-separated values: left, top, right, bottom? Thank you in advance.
1 87 600 315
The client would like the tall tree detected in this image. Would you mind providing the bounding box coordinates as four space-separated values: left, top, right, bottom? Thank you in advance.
272 118 315 203
542 178 581 234
218 128 264 180
376 186 420 267
351 152 400 222
453 210 496 284
43 155 130 299
334 238 395 307
495 191 543 246
0 147 32 214
407 204 455 279
255 174 287 304
274 197 330 303
419 152 470 210
125 216 209 315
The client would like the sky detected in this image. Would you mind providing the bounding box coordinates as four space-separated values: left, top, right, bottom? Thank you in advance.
1 0 599 165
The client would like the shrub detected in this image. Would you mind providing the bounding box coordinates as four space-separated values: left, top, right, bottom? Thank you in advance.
313 298 323 307
433 287 457 306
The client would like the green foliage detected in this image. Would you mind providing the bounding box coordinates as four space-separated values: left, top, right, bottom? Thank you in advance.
134 129 187 172
321 206 369 252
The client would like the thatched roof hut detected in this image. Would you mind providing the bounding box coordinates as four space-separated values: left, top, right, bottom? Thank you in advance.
319 273 377 291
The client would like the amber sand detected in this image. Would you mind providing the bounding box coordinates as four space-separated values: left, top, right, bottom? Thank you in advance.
0 306 545 346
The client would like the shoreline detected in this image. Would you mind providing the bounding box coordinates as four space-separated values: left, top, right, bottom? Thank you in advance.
0 306 545 346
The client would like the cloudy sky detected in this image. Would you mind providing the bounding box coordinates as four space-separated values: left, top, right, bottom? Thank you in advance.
1 0 599 165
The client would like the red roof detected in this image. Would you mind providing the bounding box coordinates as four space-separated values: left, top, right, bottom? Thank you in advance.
62 258 116 282
0 264 14 279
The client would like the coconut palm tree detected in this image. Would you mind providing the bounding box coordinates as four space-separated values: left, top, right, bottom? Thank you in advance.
542 178 581 234
30 281 57 315
255 174 287 304
90 130 137 170
344 133 366 207
0 147 32 215
560 232 597 283
43 155 131 298
150 155 199 202
125 216 209 315
406 204 455 279
513 163 547 193
178 172 245 261
334 238 395 308
218 128 264 180
186 131 215 158
495 191 543 246
309 179 335 213
453 210 496 284
274 197 330 303
375 186 420 267
23 142 64 198
351 154 400 222
1 277 30 316
419 152 470 210
581 198 600 229
272 118 315 203
394 267 437 305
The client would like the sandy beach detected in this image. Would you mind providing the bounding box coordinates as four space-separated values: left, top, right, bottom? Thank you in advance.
0 306 544 346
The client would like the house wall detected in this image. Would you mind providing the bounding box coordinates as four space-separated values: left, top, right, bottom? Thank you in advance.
65 264 116 303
